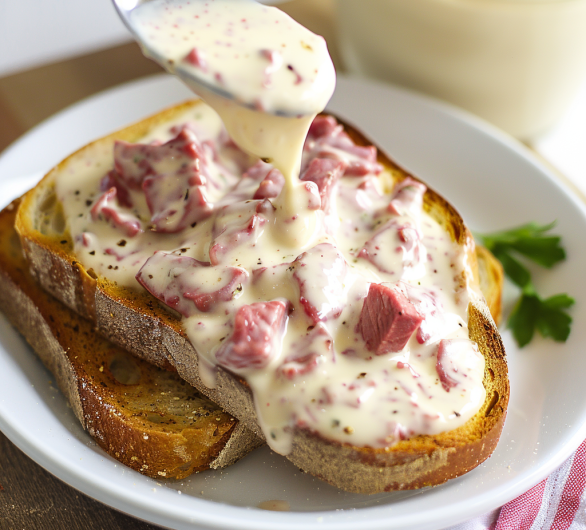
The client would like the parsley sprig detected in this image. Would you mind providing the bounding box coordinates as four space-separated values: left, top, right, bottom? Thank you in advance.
476 222 574 348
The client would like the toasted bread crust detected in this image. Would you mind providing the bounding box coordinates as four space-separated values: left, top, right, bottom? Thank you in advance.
15 100 508 493
476 245 505 325
1 199 261 479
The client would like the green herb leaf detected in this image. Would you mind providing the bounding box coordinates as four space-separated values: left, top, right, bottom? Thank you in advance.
509 236 565 268
536 303 573 342
542 293 575 310
478 221 565 269
507 294 540 348
507 293 574 348
476 221 573 348
490 247 532 290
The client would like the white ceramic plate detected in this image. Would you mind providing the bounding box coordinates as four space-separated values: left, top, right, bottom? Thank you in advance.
1 75 586 530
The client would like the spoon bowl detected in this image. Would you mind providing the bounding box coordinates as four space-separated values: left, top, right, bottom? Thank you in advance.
112 0 238 108
111 0 333 117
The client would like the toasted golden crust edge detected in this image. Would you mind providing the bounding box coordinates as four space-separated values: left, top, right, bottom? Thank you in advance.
476 245 505 326
15 100 508 493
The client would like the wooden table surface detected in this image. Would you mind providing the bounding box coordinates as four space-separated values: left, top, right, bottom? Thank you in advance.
0 2 336 529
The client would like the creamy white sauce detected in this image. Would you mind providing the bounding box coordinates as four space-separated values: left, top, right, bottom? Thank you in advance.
54 0 486 454
130 0 336 247
55 104 485 452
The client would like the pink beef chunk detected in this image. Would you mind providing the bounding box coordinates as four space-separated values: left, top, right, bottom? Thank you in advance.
387 177 426 216
304 115 383 177
102 128 214 233
215 300 289 370
307 115 339 140
357 283 423 355
141 129 212 232
279 352 321 380
400 282 446 344
278 323 333 380
358 217 425 276
109 139 161 191
90 187 142 237
143 172 212 233
253 167 285 200
100 171 133 208
436 339 482 392
209 202 268 266
300 158 345 212
293 243 348 323
136 251 247 317
242 160 272 181
183 267 248 313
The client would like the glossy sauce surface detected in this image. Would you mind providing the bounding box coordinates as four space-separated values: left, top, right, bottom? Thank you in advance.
55 0 485 453
56 104 485 452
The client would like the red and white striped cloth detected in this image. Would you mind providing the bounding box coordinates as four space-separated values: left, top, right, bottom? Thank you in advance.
447 440 586 530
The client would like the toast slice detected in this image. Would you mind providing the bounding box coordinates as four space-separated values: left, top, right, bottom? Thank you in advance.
0 198 261 479
15 100 508 493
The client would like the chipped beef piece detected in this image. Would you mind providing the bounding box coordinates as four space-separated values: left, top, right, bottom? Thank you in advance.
435 339 483 392
100 171 133 208
387 177 426 217
184 47 207 70
358 218 426 276
400 282 448 345
239 160 286 200
279 323 333 380
300 158 346 212
98 128 214 234
307 114 338 139
141 129 212 232
143 173 212 233
216 300 290 370
293 243 348 323
304 115 383 177
357 283 423 355
253 168 285 200
90 187 142 237
136 251 247 317
209 201 269 266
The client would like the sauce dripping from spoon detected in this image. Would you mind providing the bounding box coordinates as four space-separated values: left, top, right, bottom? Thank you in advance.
124 0 336 248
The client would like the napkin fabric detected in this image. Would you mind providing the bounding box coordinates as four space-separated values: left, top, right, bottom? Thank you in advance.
447 440 586 530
